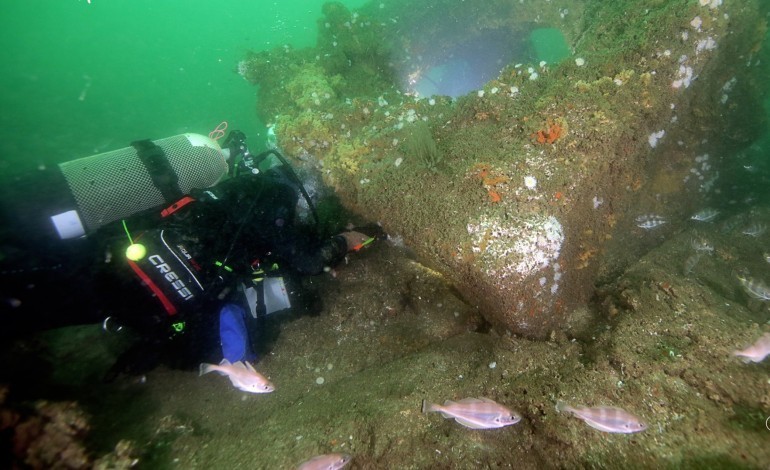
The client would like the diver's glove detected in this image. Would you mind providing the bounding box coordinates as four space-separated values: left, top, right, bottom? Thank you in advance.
343 223 387 251
219 303 257 363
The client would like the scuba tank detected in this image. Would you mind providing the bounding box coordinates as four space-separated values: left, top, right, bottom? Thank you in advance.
51 133 228 239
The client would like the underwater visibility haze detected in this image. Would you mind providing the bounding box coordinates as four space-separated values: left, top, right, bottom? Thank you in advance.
1 0 770 468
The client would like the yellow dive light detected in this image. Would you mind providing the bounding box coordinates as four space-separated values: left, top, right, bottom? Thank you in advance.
125 243 147 261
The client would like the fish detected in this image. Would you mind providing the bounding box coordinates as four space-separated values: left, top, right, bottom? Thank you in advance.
683 253 701 275
199 359 275 394
733 332 770 363
556 401 647 433
690 208 719 222
736 274 770 301
742 222 767 237
296 453 351 470
690 237 713 254
635 214 667 230
422 397 521 429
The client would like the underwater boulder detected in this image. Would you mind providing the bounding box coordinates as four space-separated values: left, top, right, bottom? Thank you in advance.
242 0 769 338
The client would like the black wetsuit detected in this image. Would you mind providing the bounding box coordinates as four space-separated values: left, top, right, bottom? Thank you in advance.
0 169 347 372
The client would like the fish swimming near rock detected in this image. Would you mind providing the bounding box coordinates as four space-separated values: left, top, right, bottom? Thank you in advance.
556 401 647 433
733 332 770 363
683 253 701 276
296 453 351 470
742 222 767 237
690 208 719 222
736 274 770 301
199 359 275 394
635 214 667 230
422 397 521 429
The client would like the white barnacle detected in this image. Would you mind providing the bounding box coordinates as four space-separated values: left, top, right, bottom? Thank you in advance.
524 175 537 189
648 130 665 148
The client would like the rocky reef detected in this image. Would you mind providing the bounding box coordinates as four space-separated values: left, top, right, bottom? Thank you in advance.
64 217 770 468
0 383 139 469
239 0 769 339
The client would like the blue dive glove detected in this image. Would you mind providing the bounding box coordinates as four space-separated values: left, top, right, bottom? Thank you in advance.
219 303 257 363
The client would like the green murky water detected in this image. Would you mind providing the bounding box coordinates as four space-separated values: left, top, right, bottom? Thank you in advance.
2 1 770 469
0 0 367 170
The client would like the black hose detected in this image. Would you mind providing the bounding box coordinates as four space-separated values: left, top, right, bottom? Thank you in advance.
249 149 320 230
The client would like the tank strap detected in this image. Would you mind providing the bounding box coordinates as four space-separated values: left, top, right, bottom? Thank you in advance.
131 139 183 202
161 196 196 217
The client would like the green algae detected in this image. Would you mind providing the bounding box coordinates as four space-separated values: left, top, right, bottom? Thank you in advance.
404 121 443 173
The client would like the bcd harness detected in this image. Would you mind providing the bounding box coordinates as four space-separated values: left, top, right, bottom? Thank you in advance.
123 140 315 329
125 190 291 328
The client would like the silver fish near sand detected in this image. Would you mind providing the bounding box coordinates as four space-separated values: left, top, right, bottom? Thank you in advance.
683 253 701 276
199 359 275 393
556 401 647 433
297 453 351 470
690 208 719 222
742 222 767 237
635 214 666 230
733 332 770 363
422 397 521 429
736 274 770 301
690 237 713 254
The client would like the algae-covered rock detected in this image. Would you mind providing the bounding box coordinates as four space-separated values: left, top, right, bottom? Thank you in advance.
240 0 769 339
56 230 770 468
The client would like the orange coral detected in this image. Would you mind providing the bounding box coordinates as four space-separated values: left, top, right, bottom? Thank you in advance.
472 163 491 180
482 175 509 186
471 163 507 203
576 247 599 269
533 118 564 144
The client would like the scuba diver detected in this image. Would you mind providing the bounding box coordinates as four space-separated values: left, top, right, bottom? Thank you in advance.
0 129 374 380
